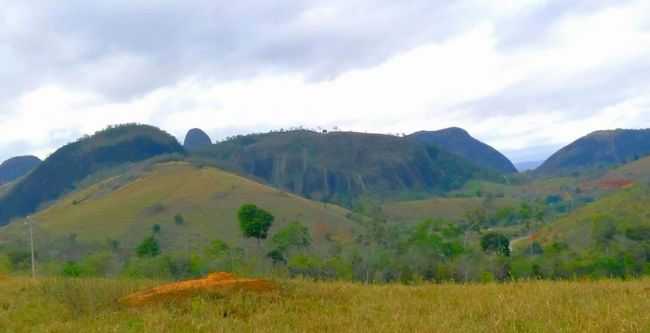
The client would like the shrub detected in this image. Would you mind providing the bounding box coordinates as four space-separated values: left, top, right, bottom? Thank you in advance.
136 236 161 257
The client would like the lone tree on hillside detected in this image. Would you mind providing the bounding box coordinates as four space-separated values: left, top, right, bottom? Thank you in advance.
237 204 274 248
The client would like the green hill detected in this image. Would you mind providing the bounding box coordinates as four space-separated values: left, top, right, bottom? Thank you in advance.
533 184 650 254
537 129 650 175
195 130 493 205
0 162 355 257
407 127 517 174
0 124 184 226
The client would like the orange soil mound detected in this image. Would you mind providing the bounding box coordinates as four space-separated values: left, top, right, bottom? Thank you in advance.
120 272 276 306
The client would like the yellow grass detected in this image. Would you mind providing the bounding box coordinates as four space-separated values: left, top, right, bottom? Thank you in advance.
1 276 649 332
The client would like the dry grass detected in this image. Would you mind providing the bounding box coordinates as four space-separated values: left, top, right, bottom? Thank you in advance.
1 275 649 332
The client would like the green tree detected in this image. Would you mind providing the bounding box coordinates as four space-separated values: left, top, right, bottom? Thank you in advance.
136 236 161 257
152 224 161 234
271 222 312 253
237 204 274 247
480 232 510 257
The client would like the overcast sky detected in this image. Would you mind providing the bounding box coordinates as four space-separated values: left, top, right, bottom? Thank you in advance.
2 0 650 163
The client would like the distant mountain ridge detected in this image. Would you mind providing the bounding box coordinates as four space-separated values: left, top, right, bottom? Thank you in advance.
0 155 41 184
195 130 496 205
407 127 517 173
0 124 184 225
537 129 650 174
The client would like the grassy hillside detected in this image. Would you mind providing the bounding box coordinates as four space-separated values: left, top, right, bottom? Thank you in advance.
1 276 649 332
195 130 494 205
0 162 355 256
383 197 518 223
407 127 517 173
533 184 650 253
0 124 184 226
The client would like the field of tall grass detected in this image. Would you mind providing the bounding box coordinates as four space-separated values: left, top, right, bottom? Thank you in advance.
1 275 649 332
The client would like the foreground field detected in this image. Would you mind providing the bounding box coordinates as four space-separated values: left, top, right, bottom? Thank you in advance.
1 276 649 332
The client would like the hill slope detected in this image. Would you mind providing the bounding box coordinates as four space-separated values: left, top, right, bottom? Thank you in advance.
537 129 650 175
0 124 184 225
407 127 517 173
533 184 650 253
195 130 491 204
0 155 41 184
0 162 355 255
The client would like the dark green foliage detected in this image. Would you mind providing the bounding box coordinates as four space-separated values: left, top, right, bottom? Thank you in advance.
196 130 494 206
0 124 184 225
625 226 650 241
136 236 161 257
481 233 510 256
237 204 274 243
152 224 161 234
407 127 517 173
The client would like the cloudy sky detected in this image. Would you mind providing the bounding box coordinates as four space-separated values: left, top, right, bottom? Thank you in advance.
2 0 650 163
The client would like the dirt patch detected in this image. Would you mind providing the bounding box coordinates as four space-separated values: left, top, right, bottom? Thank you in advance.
119 272 276 306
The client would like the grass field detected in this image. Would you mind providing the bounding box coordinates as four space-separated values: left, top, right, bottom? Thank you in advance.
1 275 649 332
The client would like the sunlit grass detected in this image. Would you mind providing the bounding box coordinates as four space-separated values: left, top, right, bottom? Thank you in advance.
1 276 649 332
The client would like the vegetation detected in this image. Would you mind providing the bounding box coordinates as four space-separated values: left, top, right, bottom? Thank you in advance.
195 129 498 206
0 124 184 225
0 276 649 332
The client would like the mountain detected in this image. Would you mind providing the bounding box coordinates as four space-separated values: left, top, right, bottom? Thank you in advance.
537 129 650 175
196 130 493 205
407 127 517 173
0 155 41 184
184 128 212 151
0 162 355 257
0 124 184 226
515 160 543 172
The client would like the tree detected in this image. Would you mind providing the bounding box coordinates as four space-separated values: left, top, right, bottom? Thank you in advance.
152 224 161 234
268 222 312 264
136 236 161 257
238 204 274 247
480 232 510 256
271 222 312 253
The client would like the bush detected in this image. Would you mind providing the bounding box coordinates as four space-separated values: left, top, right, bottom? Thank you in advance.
136 236 161 257
62 262 83 277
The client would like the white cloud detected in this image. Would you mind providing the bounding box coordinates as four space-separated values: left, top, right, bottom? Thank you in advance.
1 0 650 163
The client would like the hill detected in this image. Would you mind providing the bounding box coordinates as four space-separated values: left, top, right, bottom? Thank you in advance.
0 124 184 226
0 162 355 256
0 155 41 184
532 184 650 254
537 129 650 175
194 130 492 205
407 127 517 173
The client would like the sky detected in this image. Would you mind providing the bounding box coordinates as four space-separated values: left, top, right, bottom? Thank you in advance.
2 0 650 164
